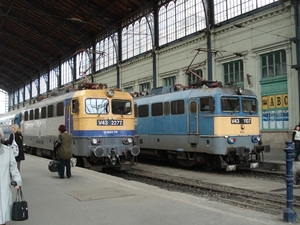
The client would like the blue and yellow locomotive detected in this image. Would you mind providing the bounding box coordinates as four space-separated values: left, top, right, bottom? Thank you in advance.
0 83 140 170
134 81 270 171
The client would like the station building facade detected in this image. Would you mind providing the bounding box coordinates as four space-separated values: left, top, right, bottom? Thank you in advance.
93 2 296 148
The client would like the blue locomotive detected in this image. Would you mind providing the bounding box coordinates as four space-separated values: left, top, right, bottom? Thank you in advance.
134 82 270 171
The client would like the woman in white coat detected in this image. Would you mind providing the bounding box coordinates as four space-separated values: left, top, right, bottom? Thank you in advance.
0 128 22 225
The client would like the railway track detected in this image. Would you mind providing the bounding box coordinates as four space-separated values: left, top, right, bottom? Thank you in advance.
103 163 300 216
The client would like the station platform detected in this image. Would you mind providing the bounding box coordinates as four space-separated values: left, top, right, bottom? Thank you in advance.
8 150 297 225
262 147 293 171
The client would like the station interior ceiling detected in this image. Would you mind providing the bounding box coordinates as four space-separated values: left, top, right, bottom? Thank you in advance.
0 0 171 94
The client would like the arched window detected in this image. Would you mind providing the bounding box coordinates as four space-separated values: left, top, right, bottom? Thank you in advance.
176 0 185 39
25 84 30 101
61 60 73 85
49 68 58 90
214 0 279 23
40 74 47 94
76 49 92 78
32 79 38 97
143 17 153 51
95 35 117 70
158 0 203 45
167 1 176 43
158 6 167 45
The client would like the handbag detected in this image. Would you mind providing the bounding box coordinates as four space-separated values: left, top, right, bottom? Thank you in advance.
48 160 60 172
12 187 28 221
10 133 19 157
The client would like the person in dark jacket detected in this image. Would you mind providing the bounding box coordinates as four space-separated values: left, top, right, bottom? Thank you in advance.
293 125 300 161
6 124 25 171
53 124 73 179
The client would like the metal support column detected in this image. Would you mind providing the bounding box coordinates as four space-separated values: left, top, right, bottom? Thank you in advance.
290 0 300 124
202 0 214 81
283 140 297 222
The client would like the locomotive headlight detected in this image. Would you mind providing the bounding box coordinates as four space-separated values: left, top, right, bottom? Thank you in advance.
122 138 133 145
91 139 99 145
252 135 260 143
235 87 245 95
227 137 237 144
106 89 114 97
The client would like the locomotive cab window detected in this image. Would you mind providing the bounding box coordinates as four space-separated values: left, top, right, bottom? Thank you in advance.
138 105 149 117
41 106 47 118
57 102 64 116
86 98 109 114
190 101 197 113
29 109 34 120
112 100 132 115
171 100 184 115
24 111 29 121
164 102 170 115
48 105 54 118
34 108 39 119
72 99 79 114
221 97 239 113
242 98 257 114
200 97 215 112
152 103 163 116
134 103 138 117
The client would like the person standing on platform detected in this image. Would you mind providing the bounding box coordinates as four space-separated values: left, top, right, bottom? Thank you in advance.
292 125 300 161
0 128 22 225
6 124 25 171
53 124 73 179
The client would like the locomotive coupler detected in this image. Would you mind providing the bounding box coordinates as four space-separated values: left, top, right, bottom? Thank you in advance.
108 149 119 166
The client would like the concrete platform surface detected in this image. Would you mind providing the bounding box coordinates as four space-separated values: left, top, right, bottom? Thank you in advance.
8 155 292 225
261 148 295 172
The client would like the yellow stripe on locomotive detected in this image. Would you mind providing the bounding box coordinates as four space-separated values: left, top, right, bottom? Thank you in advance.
214 117 259 136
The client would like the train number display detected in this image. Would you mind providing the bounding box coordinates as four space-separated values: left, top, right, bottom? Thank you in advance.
97 120 123 126
231 118 251 124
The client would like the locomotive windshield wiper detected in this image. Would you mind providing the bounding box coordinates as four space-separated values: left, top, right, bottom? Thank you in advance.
98 103 108 117
231 105 240 115
242 104 252 115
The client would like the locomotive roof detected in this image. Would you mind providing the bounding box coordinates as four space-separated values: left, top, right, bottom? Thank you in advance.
23 92 73 111
134 86 257 103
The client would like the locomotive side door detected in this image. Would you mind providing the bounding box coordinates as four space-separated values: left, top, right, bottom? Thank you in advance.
198 96 215 135
64 99 73 133
188 98 199 134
